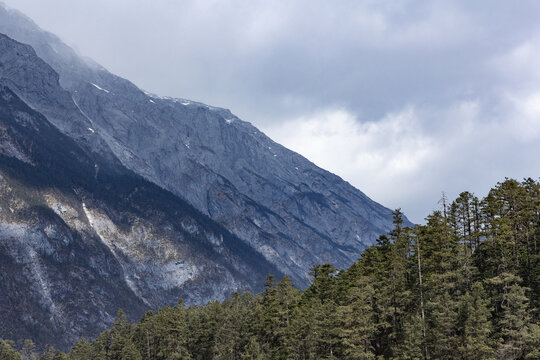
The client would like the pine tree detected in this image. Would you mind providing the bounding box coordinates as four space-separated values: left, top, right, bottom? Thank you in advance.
20 339 38 360
338 278 376 359
387 209 413 354
68 338 93 360
304 264 339 303
524 322 540 359
458 282 496 360
213 292 253 360
240 337 266 360
0 339 23 360
490 273 533 360
39 347 68 360
393 314 425 360
119 340 141 360
420 212 461 359
286 304 318 359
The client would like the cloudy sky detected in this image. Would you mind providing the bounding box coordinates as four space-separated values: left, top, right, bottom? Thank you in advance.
5 0 540 222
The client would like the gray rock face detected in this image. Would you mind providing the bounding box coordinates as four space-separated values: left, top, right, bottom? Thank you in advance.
0 84 279 350
0 4 400 287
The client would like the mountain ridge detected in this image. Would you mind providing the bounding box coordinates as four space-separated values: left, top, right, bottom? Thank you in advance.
0 3 401 286
0 82 281 349
0 3 408 350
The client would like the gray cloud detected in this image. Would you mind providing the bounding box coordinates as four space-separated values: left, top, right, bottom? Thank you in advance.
4 0 540 222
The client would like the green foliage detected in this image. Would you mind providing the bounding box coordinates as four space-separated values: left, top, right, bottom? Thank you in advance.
67 339 93 360
39 347 68 360
4 178 539 359
458 282 496 359
0 340 23 360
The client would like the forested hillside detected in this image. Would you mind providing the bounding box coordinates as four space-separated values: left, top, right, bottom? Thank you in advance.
1 178 539 359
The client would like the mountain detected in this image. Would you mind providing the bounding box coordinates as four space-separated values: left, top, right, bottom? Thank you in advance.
0 81 279 349
0 3 399 285
0 2 403 350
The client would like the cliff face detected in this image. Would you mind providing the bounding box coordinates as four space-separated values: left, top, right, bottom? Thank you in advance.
0 83 278 349
0 4 398 288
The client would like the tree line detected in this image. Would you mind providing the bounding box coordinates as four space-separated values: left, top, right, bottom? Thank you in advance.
1 178 539 359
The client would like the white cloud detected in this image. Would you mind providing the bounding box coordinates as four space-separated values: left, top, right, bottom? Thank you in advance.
265 95 540 223
264 106 437 221
503 91 540 142
267 106 432 174
493 37 540 83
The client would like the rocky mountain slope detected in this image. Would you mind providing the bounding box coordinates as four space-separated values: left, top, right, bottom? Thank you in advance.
0 83 279 349
0 2 399 287
0 2 410 350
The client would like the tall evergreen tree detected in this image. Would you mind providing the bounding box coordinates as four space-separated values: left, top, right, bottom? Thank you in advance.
338 278 376 359
457 282 496 360
0 340 23 360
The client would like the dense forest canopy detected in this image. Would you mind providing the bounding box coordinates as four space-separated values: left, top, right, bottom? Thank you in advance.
1 178 539 360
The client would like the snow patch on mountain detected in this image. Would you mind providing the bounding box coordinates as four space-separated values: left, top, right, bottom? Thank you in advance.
91 83 110 93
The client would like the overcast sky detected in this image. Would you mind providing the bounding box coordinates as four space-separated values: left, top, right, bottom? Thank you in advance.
4 0 540 222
